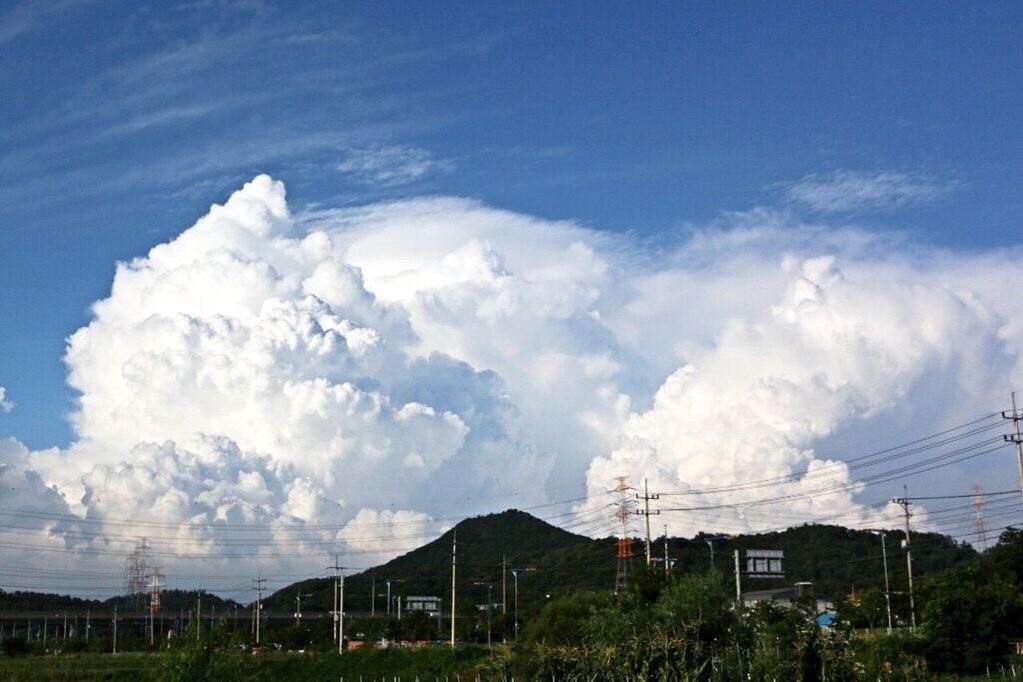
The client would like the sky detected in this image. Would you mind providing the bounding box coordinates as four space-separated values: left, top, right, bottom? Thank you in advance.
1 1 1022 594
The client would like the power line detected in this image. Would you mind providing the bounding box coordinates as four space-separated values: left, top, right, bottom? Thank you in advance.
656 412 1002 497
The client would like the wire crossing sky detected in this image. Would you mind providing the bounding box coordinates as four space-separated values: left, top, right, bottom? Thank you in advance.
0 2 1022 589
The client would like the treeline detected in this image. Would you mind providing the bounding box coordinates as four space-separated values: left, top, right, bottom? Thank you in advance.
266 510 975 617
501 527 1023 679
0 589 239 614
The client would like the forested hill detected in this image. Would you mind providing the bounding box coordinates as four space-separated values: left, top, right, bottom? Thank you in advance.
0 589 240 613
263 509 977 613
0 510 976 613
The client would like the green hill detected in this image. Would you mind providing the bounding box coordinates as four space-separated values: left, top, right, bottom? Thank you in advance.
0 588 240 614
262 510 977 617
0 510 977 620
263 509 593 614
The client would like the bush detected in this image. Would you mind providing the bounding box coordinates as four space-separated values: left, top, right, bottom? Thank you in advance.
0 637 32 657
920 561 1023 674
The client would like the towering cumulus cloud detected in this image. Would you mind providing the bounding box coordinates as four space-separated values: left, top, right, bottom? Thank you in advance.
4 176 1023 577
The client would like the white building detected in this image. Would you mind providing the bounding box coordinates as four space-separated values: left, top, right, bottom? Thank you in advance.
403 595 441 616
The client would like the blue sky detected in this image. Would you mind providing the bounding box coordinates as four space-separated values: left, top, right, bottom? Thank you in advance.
1 0 1021 451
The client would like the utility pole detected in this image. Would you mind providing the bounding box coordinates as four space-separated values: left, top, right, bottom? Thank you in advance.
328 554 345 652
892 488 916 631
734 550 742 602
86 610 90 643
450 529 457 648
636 478 660 567
294 592 304 628
663 525 670 578
196 592 201 641
1003 392 1023 500
253 576 267 644
333 559 339 642
327 554 349 653
339 569 345 653
502 555 507 614
112 604 118 654
370 575 375 617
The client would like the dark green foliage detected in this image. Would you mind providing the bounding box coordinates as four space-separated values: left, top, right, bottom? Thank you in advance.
987 526 1023 586
106 590 240 614
851 631 928 681
158 617 232 682
0 652 162 680
0 648 490 681
919 560 1023 674
517 591 611 647
835 586 889 630
1 636 32 657
261 512 974 635
265 509 595 614
518 572 861 681
0 590 101 612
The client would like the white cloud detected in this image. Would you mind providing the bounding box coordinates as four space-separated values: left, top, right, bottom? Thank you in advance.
339 508 446 568
337 145 454 186
0 386 12 412
785 170 953 213
5 175 1023 587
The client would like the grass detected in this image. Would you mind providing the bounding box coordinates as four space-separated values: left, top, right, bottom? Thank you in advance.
0 647 494 681
0 652 162 680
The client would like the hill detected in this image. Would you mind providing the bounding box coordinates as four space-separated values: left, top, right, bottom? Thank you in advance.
0 511 977 617
0 588 241 614
263 509 593 613
262 510 977 616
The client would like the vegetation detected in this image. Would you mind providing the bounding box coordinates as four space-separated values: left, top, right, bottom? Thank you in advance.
264 510 975 624
0 513 1020 679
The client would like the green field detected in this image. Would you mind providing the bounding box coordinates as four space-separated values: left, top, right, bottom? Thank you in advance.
0 647 495 682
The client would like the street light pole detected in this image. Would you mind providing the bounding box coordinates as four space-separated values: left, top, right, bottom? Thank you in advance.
487 584 493 648
511 570 519 641
879 530 893 633
507 567 536 642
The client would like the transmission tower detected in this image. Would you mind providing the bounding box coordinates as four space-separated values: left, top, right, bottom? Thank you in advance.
123 537 152 610
973 485 989 550
147 567 163 645
613 476 635 594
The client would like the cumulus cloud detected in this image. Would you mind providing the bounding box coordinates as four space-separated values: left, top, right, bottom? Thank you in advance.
337 145 454 186
339 508 446 567
0 386 12 412
5 174 1023 586
785 170 954 213
583 253 1004 530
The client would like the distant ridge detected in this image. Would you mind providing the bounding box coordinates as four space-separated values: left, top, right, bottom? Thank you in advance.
262 510 976 613
0 511 977 614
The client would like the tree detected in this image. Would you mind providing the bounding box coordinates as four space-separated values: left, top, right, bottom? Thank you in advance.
920 561 1023 674
836 587 888 630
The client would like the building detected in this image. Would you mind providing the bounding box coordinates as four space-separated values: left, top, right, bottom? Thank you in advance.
403 595 441 616
742 582 833 615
